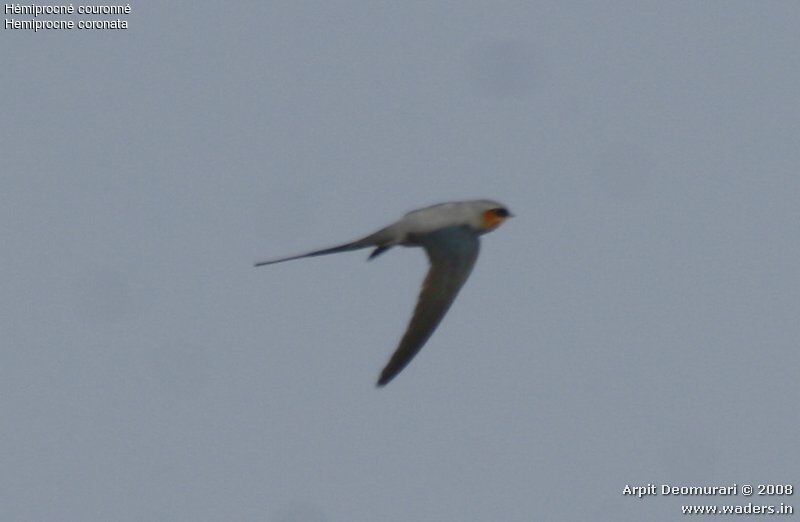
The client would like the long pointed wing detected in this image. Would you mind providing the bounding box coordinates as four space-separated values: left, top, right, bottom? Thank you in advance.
377 227 480 386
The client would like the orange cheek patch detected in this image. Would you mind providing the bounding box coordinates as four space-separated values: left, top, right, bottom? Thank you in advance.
482 210 504 228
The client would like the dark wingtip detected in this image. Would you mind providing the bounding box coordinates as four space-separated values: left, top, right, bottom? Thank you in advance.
376 372 392 387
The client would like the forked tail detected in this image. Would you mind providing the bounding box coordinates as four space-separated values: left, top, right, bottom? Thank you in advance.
254 226 397 267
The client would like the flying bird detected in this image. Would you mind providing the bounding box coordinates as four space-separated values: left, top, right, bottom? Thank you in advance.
254 200 513 386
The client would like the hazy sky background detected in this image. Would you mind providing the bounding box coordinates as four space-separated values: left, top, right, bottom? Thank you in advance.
2 2 799 521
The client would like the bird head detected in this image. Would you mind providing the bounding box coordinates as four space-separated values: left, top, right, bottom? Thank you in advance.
474 200 513 231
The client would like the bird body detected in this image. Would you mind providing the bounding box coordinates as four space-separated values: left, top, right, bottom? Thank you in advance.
255 199 512 386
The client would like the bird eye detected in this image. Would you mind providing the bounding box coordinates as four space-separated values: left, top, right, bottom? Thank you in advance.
492 208 510 217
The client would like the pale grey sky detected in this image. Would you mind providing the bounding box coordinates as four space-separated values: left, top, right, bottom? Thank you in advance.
2 2 798 521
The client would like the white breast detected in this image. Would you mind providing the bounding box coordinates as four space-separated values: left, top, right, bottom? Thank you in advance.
397 202 479 236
